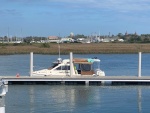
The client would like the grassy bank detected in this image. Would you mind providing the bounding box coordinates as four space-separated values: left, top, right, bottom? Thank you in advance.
0 43 150 55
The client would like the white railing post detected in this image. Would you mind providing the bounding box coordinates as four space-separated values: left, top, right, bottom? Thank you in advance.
138 52 142 77
30 52 33 77
70 52 73 77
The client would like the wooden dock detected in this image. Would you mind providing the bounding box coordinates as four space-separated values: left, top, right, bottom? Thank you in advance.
1 76 150 85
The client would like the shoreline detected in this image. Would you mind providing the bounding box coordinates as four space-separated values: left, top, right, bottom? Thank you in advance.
0 43 150 55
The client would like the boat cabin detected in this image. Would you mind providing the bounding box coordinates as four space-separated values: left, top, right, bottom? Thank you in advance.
32 58 105 76
49 58 102 76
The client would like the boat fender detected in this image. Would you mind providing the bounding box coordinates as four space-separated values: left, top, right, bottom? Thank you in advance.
16 73 20 77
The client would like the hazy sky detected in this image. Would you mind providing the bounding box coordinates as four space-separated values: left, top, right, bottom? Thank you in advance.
1 0 150 37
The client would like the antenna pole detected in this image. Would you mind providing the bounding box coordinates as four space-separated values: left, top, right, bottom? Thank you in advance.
99 30 101 42
58 43 60 58
8 27 9 43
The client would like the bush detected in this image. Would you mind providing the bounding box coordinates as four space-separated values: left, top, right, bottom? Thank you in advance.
13 43 26 46
41 43 50 48
0 43 9 46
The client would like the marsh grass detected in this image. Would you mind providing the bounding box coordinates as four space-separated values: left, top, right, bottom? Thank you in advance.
0 43 150 55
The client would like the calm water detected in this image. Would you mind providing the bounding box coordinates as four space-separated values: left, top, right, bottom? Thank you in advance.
0 53 150 76
5 85 150 113
0 53 150 113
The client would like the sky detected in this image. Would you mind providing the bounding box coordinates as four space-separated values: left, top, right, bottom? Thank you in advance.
1 0 150 37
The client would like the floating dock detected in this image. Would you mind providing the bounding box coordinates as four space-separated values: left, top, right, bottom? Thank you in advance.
1 52 148 86
2 76 150 85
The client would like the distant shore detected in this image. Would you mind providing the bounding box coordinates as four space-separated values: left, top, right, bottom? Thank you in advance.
0 43 150 55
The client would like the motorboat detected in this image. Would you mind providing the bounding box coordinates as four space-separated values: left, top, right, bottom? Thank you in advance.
0 85 7 97
32 57 105 76
0 80 8 97
0 96 5 113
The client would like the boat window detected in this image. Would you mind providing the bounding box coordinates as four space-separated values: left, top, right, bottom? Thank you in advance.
81 64 91 71
62 66 70 70
74 64 79 70
55 65 70 70
55 66 61 70
52 63 59 68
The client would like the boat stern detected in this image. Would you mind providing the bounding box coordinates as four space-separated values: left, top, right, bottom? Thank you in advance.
94 69 105 76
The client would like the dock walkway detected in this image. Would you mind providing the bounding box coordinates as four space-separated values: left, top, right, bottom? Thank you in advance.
1 76 150 85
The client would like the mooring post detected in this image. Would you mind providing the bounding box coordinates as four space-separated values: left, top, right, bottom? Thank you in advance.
85 81 89 86
30 52 33 77
138 52 142 77
70 52 73 77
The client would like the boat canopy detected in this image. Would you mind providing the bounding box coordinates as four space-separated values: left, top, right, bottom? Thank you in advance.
73 58 100 64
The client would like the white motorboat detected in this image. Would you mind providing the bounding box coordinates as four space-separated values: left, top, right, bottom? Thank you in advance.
0 96 5 113
32 57 105 76
0 80 8 97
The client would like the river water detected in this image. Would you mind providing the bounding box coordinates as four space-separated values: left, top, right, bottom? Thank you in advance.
0 53 150 113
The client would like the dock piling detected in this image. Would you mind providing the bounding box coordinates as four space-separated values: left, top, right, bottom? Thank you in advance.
85 81 89 86
70 52 73 77
30 52 33 77
138 52 142 77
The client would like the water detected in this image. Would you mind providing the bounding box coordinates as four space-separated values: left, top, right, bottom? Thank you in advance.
0 53 150 76
5 85 150 113
0 53 150 113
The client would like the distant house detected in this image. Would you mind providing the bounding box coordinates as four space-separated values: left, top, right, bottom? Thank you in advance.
48 36 60 43
101 36 119 42
77 38 85 43
14 41 23 43
102 38 110 42
76 38 91 43
61 38 74 43
48 36 58 40
118 39 124 42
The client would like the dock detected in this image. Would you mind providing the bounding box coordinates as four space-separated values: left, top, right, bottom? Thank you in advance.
2 76 150 85
1 52 148 86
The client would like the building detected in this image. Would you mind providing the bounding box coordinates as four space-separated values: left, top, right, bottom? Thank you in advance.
48 36 60 43
48 36 59 40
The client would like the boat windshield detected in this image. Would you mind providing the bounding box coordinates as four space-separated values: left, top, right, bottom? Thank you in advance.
51 58 62 68
92 60 100 72
52 62 60 68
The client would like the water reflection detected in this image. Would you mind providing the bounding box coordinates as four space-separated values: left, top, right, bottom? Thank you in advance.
29 86 35 113
5 85 150 113
27 85 145 113
27 85 99 112
137 87 142 113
